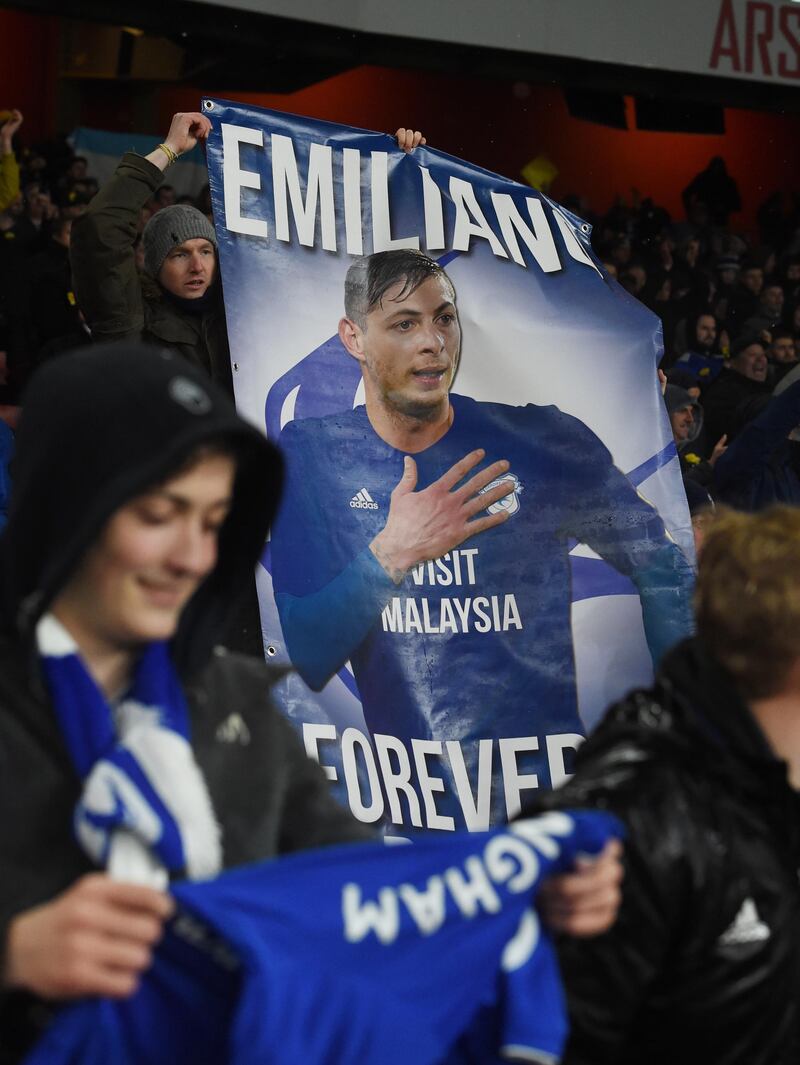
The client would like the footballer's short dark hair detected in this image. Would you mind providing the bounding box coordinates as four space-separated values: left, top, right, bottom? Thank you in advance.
344 250 455 327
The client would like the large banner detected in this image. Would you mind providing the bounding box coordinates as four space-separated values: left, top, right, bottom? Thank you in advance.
204 98 694 834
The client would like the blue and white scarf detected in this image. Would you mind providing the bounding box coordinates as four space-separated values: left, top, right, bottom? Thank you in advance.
36 614 221 885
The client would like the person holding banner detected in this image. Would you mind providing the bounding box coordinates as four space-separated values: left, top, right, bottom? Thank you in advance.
70 112 426 397
70 112 236 391
271 249 694 829
0 341 622 1062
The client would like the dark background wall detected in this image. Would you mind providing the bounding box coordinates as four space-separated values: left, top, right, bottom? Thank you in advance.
4 5 799 236
158 67 800 235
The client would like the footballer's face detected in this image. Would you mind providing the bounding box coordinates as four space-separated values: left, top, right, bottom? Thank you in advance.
343 274 460 420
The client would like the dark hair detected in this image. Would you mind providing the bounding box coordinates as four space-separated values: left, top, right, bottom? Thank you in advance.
771 326 794 343
167 434 243 480
344 250 454 327
731 333 766 359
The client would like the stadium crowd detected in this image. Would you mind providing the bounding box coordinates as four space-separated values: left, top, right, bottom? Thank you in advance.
579 156 800 538
1 108 800 1063
2 117 799 532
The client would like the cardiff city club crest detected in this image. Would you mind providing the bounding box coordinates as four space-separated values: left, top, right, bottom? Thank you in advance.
479 472 523 516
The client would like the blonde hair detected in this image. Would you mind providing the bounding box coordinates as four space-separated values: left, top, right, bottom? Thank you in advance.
696 506 800 699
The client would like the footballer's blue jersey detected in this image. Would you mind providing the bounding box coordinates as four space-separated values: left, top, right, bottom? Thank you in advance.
271 395 693 827
24 811 621 1065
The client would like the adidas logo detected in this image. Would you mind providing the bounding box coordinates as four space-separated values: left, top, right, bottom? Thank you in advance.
718 898 770 947
215 713 251 746
349 488 379 510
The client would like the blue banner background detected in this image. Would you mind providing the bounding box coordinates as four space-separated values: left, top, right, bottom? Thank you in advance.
203 98 694 830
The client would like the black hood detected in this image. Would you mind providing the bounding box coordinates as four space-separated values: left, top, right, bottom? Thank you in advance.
0 342 282 677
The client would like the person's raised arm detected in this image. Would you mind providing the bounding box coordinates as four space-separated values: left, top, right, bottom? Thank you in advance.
0 110 22 213
70 111 209 343
144 112 211 172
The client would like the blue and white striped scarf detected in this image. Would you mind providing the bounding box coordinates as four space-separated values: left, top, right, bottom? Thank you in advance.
36 614 221 885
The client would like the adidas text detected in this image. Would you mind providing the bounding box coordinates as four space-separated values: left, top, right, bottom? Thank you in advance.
350 488 379 510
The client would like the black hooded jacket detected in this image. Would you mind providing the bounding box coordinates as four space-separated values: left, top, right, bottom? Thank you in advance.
702 366 772 449
534 637 800 1065
0 345 366 1061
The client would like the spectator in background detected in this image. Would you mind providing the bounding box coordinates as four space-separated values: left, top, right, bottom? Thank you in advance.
726 261 764 334
779 253 800 308
152 184 176 212
641 270 677 353
0 135 30 401
62 156 87 184
197 183 213 221
12 183 57 256
609 236 633 270
785 301 800 344
742 281 785 339
757 190 788 250
0 414 11 532
619 262 647 298
713 254 740 321
536 505 800 1065
0 111 22 214
664 384 726 486
675 310 724 385
682 156 742 228
768 327 798 385
713 377 800 510
702 334 771 448
24 214 89 366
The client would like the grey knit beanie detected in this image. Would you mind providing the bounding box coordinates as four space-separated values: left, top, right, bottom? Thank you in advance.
143 204 217 279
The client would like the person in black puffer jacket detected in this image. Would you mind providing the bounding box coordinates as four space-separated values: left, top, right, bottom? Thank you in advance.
531 505 800 1065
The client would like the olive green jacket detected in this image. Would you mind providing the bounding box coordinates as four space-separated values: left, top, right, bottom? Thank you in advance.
0 151 19 213
70 152 233 392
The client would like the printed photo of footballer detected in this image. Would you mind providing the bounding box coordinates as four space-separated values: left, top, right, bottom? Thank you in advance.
270 249 694 829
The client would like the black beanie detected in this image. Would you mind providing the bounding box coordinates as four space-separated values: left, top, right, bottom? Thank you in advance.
0 342 282 673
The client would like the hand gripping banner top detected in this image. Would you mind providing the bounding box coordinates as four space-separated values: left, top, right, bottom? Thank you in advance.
202 97 695 833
